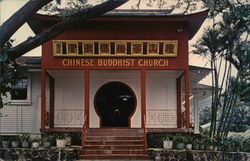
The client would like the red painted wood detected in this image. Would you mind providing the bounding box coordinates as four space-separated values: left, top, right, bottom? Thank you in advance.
41 19 189 71
81 128 149 160
185 70 190 128
84 70 90 128
41 128 82 133
41 70 46 129
49 74 55 128
30 10 208 40
176 77 182 128
141 70 146 128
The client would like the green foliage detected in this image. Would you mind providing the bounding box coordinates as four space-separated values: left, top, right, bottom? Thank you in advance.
199 105 211 125
69 133 81 145
54 133 70 140
42 134 55 142
147 133 166 148
173 134 185 144
0 40 23 109
193 2 250 137
31 136 41 142
242 136 250 152
20 133 31 142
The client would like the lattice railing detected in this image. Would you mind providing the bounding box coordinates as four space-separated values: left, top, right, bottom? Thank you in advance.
146 109 177 128
55 109 84 127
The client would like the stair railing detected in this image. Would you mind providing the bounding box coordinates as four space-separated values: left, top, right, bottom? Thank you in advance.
81 113 88 147
143 113 148 152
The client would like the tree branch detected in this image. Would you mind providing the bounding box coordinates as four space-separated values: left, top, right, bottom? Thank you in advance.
9 0 128 59
0 0 53 47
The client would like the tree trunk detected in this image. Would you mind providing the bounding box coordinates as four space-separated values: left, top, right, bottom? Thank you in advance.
8 0 128 59
0 0 53 47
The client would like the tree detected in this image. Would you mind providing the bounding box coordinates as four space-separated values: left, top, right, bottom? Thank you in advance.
0 0 208 108
193 1 249 137
0 0 129 108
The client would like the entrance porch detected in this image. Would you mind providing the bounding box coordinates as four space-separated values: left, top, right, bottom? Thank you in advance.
40 69 192 133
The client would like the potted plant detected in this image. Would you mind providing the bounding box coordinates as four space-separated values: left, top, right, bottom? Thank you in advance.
203 136 214 150
31 137 40 149
55 133 69 148
20 133 30 148
192 137 200 150
229 136 243 152
173 134 185 150
10 135 20 148
185 135 193 150
163 135 173 149
199 137 205 150
2 136 10 148
42 135 54 148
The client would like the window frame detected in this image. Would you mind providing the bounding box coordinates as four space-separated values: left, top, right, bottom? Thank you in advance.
9 74 31 105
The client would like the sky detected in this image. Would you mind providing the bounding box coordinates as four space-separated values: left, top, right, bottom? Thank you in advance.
0 0 212 84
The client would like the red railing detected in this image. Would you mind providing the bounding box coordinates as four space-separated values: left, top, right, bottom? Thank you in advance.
143 113 148 151
81 114 88 147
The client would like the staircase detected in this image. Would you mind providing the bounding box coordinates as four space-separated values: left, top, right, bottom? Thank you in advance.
80 128 149 160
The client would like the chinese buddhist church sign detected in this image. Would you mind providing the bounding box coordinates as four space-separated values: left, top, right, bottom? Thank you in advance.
53 40 178 57
61 58 169 68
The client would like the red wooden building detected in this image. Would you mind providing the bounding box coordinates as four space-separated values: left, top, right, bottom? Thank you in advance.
28 9 208 159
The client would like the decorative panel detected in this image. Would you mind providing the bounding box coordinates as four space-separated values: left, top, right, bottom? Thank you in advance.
53 40 178 57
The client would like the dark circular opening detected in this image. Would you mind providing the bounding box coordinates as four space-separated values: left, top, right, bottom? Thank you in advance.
94 82 136 127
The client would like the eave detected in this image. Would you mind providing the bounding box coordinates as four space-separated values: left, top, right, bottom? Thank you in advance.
27 9 208 40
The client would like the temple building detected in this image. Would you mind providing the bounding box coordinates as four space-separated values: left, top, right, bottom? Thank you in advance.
0 9 210 159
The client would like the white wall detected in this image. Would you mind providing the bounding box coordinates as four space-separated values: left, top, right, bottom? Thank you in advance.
146 71 178 128
53 70 84 127
90 70 141 128
0 72 41 134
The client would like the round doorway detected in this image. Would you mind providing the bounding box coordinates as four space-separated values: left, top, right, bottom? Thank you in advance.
94 82 136 127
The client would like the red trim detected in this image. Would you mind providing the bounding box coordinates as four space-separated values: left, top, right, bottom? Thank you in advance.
141 70 146 128
147 128 191 133
84 69 90 128
176 77 182 128
41 128 82 133
41 70 46 129
185 70 190 128
49 74 55 128
40 128 191 133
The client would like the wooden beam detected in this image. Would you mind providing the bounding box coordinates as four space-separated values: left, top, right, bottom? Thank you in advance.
41 70 46 129
141 69 146 128
176 77 182 128
185 70 190 128
49 74 55 128
84 69 90 128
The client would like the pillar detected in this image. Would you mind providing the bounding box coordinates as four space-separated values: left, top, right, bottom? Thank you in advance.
41 70 46 129
185 70 190 128
49 74 55 128
84 70 90 128
141 69 146 128
193 93 200 134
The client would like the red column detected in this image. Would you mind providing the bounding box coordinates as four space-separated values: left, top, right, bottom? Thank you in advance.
41 70 46 129
176 77 182 128
185 70 190 128
84 69 90 128
49 74 55 128
141 69 146 128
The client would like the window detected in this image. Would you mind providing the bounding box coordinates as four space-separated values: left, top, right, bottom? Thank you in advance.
10 75 31 105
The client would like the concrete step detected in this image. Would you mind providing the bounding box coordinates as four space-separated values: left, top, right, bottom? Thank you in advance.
87 128 144 136
80 154 149 160
87 136 144 140
85 140 144 145
83 144 145 150
82 149 147 155
81 128 149 160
